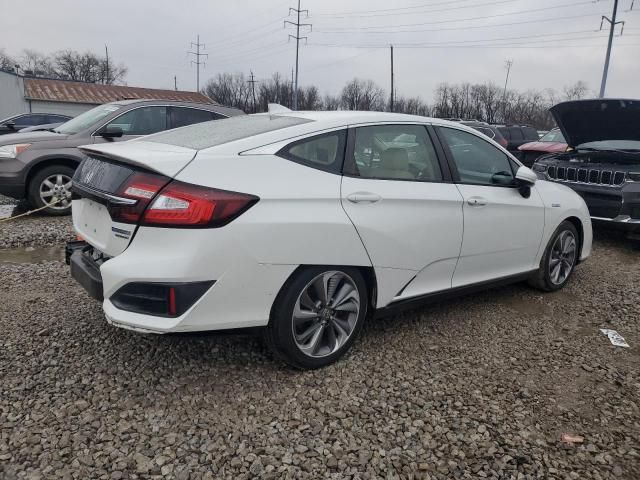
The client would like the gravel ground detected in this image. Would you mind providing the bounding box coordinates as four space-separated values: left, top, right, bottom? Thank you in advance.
0 217 639 480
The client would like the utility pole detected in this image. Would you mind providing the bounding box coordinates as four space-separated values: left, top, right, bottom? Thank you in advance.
188 35 208 92
174 76 178 91
285 0 311 110
502 59 513 123
248 71 258 113
104 45 110 85
390 45 395 112
599 0 626 98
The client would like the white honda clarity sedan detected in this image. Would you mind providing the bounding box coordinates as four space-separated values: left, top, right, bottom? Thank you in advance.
67 108 592 369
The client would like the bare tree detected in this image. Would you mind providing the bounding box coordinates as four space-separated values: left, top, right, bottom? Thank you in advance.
0 48 18 71
203 73 251 111
323 94 341 110
563 81 590 101
21 49 56 76
340 78 386 111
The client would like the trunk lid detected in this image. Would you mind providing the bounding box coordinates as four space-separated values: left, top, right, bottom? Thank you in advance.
550 99 640 148
73 141 196 257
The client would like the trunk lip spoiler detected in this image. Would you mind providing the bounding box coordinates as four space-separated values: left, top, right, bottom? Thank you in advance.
72 182 138 206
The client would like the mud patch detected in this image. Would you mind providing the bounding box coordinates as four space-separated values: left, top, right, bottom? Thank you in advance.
0 246 63 264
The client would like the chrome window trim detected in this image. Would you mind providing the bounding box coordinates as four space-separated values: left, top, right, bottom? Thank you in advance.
90 104 229 137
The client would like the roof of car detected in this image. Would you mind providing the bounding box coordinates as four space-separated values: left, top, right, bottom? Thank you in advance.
144 110 479 152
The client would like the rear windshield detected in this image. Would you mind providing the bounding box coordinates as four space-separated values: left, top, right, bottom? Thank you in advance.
146 114 312 150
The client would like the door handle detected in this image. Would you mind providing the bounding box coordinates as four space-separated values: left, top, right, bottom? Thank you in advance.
346 192 381 204
467 197 487 207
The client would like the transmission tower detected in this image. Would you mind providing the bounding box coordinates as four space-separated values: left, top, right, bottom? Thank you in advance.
285 0 312 110
188 34 208 92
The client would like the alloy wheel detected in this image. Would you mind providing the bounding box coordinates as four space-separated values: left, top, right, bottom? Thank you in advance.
40 173 72 210
549 230 577 285
292 271 361 358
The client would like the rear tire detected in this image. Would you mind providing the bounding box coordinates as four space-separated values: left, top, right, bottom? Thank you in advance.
27 165 75 216
265 266 368 369
529 220 579 292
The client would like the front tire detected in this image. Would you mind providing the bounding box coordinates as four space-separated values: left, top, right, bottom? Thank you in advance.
265 267 368 369
529 220 579 292
27 164 75 216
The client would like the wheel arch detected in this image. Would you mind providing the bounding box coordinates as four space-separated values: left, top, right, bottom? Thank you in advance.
269 264 378 325
564 215 585 262
25 155 82 196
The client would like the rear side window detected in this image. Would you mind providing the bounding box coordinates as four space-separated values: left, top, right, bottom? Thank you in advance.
170 107 222 129
473 127 495 139
278 130 346 173
16 114 47 126
509 127 524 141
523 127 539 140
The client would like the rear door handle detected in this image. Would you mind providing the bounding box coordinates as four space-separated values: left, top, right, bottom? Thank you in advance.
467 197 487 207
346 192 382 204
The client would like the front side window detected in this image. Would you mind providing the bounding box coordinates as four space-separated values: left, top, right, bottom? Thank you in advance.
106 106 167 136
439 127 515 186
351 124 442 182
279 130 346 173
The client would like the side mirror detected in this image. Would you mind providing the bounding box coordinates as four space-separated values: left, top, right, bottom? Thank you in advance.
515 165 536 198
515 166 537 186
98 125 123 139
5 121 16 130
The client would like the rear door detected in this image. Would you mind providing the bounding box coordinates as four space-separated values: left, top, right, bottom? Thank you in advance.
340 123 464 306
436 126 545 287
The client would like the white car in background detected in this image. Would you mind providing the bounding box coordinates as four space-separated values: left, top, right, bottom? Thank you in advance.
67 108 592 369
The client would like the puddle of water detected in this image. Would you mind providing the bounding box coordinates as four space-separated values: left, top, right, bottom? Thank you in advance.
0 246 63 264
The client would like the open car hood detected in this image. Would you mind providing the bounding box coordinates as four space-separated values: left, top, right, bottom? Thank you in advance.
550 99 640 148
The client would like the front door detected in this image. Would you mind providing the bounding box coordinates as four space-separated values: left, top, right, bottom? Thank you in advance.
340 124 464 307
436 126 545 287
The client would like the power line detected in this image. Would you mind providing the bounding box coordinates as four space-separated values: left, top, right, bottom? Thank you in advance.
285 0 312 110
313 12 609 35
311 0 481 17
312 0 518 19
312 1 595 31
308 32 623 49
188 34 208 92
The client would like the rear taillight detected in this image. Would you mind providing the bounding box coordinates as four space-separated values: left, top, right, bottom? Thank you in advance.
109 172 170 224
141 181 259 228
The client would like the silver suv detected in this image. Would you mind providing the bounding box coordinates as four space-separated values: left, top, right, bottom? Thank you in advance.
0 99 243 215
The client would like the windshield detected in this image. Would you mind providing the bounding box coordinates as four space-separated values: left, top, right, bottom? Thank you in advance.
540 129 565 143
578 140 640 151
55 104 123 135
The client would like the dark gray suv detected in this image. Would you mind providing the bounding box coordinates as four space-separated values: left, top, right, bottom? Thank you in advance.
0 99 243 215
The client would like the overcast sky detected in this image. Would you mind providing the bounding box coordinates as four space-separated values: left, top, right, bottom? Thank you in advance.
2 0 639 100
